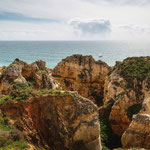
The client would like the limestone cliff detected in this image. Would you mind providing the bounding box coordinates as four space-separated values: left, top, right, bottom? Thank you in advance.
0 91 101 150
52 54 110 106
121 78 150 149
104 57 150 136
0 59 61 94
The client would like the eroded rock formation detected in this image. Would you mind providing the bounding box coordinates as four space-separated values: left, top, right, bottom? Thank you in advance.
0 92 101 150
52 54 110 106
104 57 150 136
121 78 150 149
122 113 150 149
0 59 61 94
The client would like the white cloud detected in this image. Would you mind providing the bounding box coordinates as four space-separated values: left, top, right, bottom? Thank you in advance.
83 0 150 6
69 18 111 35
119 25 150 33
0 21 75 41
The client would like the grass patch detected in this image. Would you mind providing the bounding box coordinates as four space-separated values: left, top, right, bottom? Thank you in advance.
120 57 150 80
127 104 142 120
0 140 30 150
50 90 73 96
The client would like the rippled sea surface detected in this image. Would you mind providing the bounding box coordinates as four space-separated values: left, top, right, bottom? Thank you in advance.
0 41 150 68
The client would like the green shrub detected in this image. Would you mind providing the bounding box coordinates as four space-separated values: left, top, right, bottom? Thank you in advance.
10 88 33 100
120 57 150 80
127 104 142 120
99 116 121 150
0 117 12 131
0 95 12 101
13 83 29 90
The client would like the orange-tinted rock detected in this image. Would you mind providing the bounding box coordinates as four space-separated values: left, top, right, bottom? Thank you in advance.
103 57 149 136
52 54 110 105
0 92 102 150
122 114 150 149
0 59 61 94
121 82 150 149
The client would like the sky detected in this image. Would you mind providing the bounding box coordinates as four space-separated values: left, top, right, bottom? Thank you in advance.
0 0 150 41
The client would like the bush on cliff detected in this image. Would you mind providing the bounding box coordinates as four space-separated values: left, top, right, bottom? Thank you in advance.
120 57 150 80
99 116 122 150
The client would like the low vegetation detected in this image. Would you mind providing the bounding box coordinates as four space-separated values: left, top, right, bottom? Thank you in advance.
0 116 30 150
0 83 74 103
120 57 150 80
99 116 122 150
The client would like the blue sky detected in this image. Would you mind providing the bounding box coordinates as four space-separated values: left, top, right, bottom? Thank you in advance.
0 0 150 41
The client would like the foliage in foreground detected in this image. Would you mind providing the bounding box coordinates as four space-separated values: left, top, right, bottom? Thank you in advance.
99 116 122 150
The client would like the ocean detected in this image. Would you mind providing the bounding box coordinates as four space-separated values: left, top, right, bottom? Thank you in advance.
0 41 150 68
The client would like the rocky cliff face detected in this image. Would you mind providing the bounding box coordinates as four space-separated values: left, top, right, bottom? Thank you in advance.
103 57 150 136
52 54 110 106
121 78 150 149
1 55 150 150
0 59 61 94
0 92 101 150
122 113 150 149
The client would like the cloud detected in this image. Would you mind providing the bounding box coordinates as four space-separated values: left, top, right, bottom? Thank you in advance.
0 0 84 20
83 0 150 6
0 21 75 41
0 12 59 23
69 18 111 35
119 24 150 33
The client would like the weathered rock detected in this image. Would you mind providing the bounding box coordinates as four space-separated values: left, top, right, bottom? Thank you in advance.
122 114 150 149
0 92 102 150
0 59 61 94
104 57 150 136
52 54 110 105
121 79 150 149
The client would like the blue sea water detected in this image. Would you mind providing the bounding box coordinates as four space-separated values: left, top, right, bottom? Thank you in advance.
0 41 150 68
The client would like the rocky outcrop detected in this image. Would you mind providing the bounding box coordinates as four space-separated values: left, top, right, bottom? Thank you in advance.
121 78 150 149
104 57 150 136
52 54 110 106
0 92 101 150
0 59 61 94
121 114 150 149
